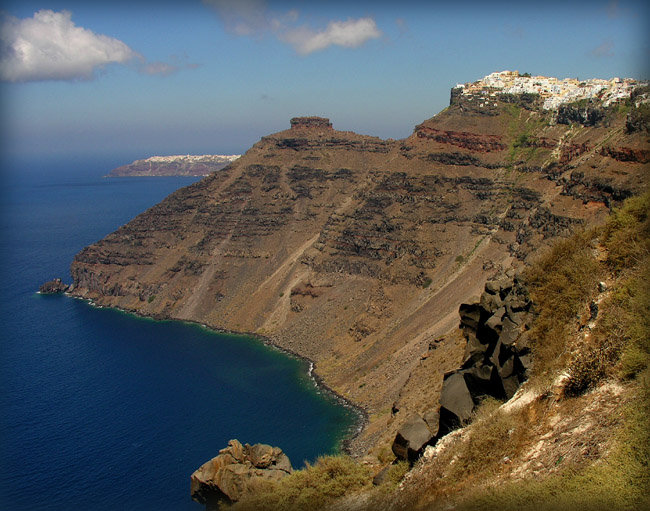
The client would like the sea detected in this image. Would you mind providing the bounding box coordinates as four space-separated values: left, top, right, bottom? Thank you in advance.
0 156 359 511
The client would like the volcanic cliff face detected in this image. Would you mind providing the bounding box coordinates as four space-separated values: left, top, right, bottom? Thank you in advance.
70 77 649 454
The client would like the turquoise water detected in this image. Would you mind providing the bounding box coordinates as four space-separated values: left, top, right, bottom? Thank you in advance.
0 158 358 510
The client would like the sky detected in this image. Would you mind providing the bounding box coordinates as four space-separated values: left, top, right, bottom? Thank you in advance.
1 0 648 165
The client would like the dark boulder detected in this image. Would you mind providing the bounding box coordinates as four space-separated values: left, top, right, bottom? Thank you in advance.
391 415 436 462
438 372 475 432
480 291 504 314
459 302 482 332
436 275 533 439
462 333 489 368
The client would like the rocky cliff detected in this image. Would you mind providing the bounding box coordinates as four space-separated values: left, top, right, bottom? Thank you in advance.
106 154 240 177
69 76 649 455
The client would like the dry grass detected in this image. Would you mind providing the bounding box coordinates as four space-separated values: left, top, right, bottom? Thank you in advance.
227 455 372 511
523 230 601 385
226 192 650 511
372 191 650 511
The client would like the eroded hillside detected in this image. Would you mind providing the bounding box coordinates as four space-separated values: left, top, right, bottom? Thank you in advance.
70 75 649 454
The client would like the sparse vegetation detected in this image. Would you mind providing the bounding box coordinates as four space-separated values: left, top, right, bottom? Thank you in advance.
424 191 649 510
242 192 650 511
229 455 372 511
524 230 601 384
380 461 410 492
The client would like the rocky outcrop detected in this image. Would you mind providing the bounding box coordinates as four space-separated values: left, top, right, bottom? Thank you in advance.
290 116 333 130
600 146 650 164
391 275 532 461
556 101 606 126
559 142 591 165
625 101 650 133
190 440 292 508
39 278 70 294
440 276 532 432
414 125 506 152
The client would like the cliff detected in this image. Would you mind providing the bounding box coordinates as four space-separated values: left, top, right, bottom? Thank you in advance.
106 154 240 177
69 75 649 456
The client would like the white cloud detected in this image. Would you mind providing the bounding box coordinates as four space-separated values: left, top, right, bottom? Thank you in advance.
203 0 382 55
0 9 139 82
282 18 381 55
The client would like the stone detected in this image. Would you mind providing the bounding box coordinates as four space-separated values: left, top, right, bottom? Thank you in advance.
499 317 519 346
422 409 440 434
500 374 521 400
484 278 512 296
191 440 293 506
506 296 529 313
459 302 482 332
517 353 534 372
439 372 475 427
461 364 495 398
514 331 531 354
462 333 488 368
485 307 505 334
480 291 504 314
484 280 499 294
392 415 435 462
507 310 526 325
39 278 69 294
221 439 245 462
598 281 608 292
497 354 515 379
248 443 274 468
372 464 392 486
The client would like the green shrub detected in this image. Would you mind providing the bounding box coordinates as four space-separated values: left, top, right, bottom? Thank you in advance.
380 461 410 492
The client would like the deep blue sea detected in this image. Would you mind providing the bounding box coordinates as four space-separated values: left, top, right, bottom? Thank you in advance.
0 157 358 510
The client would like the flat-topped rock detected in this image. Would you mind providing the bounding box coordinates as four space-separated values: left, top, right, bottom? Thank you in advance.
290 116 333 129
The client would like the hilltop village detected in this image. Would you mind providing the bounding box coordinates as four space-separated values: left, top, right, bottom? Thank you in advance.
106 154 241 177
454 70 645 110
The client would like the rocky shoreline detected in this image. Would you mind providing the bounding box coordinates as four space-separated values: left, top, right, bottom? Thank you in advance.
38 278 369 455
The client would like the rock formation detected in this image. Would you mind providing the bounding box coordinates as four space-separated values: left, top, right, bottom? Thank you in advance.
391 274 532 461
190 440 292 508
440 275 532 431
39 278 70 294
68 74 649 455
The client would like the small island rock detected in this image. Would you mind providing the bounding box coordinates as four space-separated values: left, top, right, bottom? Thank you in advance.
39 278 70 294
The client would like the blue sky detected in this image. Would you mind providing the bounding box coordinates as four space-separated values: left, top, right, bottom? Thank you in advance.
1 0 648 164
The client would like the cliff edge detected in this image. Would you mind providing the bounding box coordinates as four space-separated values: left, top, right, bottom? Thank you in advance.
69 73 649 456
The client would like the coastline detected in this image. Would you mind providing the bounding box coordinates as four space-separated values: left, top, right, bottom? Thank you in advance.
63 291 369 456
